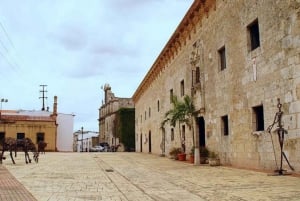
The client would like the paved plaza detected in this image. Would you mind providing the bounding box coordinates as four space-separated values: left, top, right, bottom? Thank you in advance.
1 152 300 201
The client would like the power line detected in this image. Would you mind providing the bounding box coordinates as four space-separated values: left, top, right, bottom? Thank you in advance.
0 21 21 71
0 49 17 71
0 22 16 49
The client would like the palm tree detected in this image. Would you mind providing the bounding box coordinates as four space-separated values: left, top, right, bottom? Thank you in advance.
161 95 185 151
161 95 196 153
181 95 196 147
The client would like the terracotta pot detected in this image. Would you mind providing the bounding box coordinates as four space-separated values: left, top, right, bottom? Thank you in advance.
177 153 186 161
189 155 194 163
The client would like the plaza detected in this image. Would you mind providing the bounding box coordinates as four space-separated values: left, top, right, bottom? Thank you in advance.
1 152 300 201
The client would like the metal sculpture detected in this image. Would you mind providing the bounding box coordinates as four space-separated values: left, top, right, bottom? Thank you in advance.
0 137 39 164
267 98 294 175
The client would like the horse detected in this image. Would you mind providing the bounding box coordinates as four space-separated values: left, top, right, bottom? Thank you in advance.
16 138 39 164
0 137 39 164
0 137 16 164
38 141 47 154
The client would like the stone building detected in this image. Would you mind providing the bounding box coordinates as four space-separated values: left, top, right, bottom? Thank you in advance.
133 0 300 173
99 84 134 148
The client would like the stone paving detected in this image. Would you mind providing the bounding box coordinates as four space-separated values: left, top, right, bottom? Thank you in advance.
0 165 37 201
1 152 300 201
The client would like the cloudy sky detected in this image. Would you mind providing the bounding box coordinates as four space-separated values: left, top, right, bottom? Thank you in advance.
0 0 193 132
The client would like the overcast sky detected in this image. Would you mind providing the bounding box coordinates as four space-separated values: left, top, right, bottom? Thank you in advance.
0 0 193 132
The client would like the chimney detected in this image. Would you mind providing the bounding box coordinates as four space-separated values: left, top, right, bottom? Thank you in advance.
53 96 58 116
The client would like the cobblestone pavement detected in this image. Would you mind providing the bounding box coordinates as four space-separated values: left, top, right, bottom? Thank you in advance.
2 152 300 201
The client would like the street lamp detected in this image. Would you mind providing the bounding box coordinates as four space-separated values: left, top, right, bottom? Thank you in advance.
81 126 84 152
0 98 8 120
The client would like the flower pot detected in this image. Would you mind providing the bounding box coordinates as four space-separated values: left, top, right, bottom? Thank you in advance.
189 155 194 163
177 153 186 161
208 158 220 166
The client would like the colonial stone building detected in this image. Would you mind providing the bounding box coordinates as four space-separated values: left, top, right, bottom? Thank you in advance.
99 84 134 149
133 0 300 173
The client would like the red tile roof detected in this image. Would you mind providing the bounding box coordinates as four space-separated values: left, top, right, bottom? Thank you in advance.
0 115 55 122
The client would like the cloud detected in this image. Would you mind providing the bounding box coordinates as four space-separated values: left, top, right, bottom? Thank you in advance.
0 0 194 131
50 24 88 51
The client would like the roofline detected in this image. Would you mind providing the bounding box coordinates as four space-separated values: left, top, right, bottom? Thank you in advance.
132 0 216 102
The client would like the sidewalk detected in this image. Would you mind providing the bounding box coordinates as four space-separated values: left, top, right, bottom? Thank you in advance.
2 152 300 201
0 165 37 201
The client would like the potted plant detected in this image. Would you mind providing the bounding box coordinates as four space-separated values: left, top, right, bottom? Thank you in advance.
169 147 181 160
161 95 196 162
208 151 220 166
189 146 195 163
177 148 186 161
200 146 209 164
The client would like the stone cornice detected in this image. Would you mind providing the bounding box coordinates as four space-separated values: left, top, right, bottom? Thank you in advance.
132 0 216 102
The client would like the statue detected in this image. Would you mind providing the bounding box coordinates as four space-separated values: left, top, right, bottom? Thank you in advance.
267 98 294 175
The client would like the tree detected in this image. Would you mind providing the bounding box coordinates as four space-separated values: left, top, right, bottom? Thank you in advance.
181 95 196 147
161 95 196 153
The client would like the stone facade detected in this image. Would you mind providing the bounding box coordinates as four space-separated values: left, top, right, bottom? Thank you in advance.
99 84 134 147
133 0 300 172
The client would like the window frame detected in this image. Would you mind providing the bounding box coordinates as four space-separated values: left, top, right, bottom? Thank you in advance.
180 80 185 97
171 128 174 141
170 89 174 103
218 46 226 71
248 19 260 51
253 105 264 131
221 115 229 136
36 132 45 143
17 133 25 139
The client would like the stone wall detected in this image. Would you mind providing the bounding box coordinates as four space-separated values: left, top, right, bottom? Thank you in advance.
134 0 300 172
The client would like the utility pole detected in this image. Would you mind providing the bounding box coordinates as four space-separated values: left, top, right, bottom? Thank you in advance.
39 85 48 111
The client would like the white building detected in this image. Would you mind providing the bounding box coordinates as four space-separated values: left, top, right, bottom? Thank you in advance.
56 113 75 152
74 131 99 152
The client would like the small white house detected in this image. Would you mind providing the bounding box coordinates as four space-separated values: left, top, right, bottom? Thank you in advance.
74 131 99 152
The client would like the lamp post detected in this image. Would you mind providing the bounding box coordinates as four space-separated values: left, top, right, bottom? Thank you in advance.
81 126 84 152
0 98 8 120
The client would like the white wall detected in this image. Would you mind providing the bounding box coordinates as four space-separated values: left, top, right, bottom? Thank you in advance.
57 113 75 152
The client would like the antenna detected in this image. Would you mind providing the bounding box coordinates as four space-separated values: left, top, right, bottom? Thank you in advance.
39 85 48 111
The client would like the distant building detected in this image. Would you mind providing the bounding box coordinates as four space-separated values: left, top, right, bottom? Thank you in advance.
73 130 99 152
0 96 74 152
99 84 135 150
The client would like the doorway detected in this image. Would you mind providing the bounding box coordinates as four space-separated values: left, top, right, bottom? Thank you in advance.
148 131 152 153
140 133 142 152
198 117 206 147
